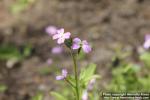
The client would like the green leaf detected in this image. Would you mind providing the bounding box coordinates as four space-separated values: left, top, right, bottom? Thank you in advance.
10 0 35 14
140 52 150 67
109 63 141 91
79 63 100 87
31 93 43 100
77 50 86 60
22 44 32 57
0 45 21 60
0 44 32 61
66 76 76 87
80 63 96 80
0 84 7 93
64 39 72 49
50 92 67 100
139 76 150 91
10 4 26 14
84 75 100 82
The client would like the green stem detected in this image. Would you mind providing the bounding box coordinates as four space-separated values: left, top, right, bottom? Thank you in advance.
70 50 80 100
65 78 75 88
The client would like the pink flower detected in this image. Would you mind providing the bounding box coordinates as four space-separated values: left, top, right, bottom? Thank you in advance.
53 28 71 44
46 58 53 65
87 78 96 91
143 34 150 49
82 90 88 100
46 26 57 35
51 46 63 54
56 69 68 80
72 38 92 53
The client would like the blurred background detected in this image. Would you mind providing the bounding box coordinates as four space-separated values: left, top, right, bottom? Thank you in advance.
0 0 150 100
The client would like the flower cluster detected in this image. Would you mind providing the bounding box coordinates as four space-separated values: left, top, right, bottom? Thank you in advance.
53 28 71 44
72 38 91 53
46 27 92 53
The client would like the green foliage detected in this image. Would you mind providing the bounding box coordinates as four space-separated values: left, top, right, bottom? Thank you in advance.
10 0 35 14
79 63 100 87
53 63 100 100
0 84 8 93
0 45 21 60
139 76 150 91
0 44 32 61
66 76 76 87
64 39 73 49
31 93 43 100
77 50 86 60
109 51 150 91
140 52 150 67
108 63 142 91
50 92 67 100
23 44 32 57
89 90 100 100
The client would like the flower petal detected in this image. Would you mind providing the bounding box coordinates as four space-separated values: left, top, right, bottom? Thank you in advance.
56 75 64 80
57 37 65 44
57 28 64 35
82 90 88 100
62 69 68 77
87 78 96 91
145 34 150 41
73 38 81 44
53 34 60 40
46 58 53 65
72 43 80 50
51 46 63 54
46 26 57 35
82 40 88 45
64 32 71 39
82 44 91 53
143 39 150 49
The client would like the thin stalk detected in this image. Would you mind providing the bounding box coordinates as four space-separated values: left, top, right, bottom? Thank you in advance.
70 50 80 100
65 78 75 88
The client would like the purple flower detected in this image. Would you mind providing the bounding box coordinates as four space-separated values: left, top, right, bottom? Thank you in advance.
46 26 57 36
143 34 150 49
51 46 63 54
53 28 71 44
56 69 68 80
72 38 81 49
72 38 92 53
87 78 96 91
82 90 88 100
46 58 53 65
